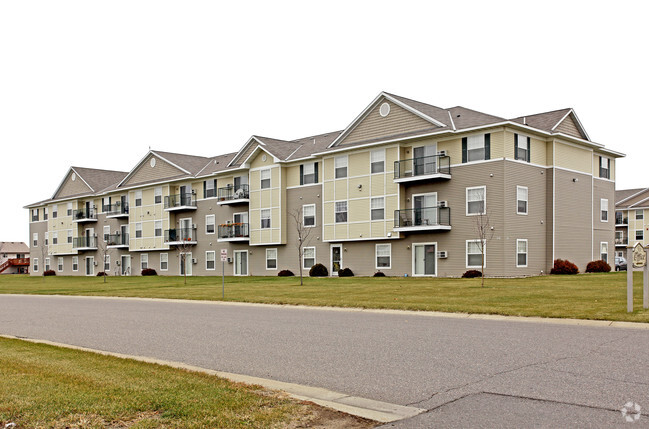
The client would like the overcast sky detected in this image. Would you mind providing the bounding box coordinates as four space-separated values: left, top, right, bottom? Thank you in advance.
1 1 647 244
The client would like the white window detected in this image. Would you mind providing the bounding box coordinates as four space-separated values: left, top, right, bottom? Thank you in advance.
266 248 277 270
104 255 110 271
135 190 142 207
72 256 78 272
135 223 143 238
67 229 73 244
335 156 348 178
301 162 317 185
371 149 385 174
466 186 486 215
103 226 110 242
160 253 168 271
154 220 162 237
33 258 39 272
376 244 391 269
303 204 315 227
52 205 58 219
260 169 271 189
154 187 162 204
33 233 38 247
515 134 529 162
261 209 271 229
206 215 215 234
600 242 608 263
303 247 315 269
637 230 644 241
601 199 608 222
57 257 64 272
44 232 48 246
32 208 39 222
637 209 644 220
599 156 610 179
204 179 216 198
44 207 48 220
52 232 58 245
335 201 348 223
466 240 485 268
45 258 50 272
517 186 528 215
516 239 528 267
206 251 216 270
102 197 111 212
466 134 487 162
371 197 385 220
67 203 73 216
141 253 148 270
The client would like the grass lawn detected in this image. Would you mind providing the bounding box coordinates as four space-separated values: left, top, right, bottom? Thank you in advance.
0 337 373 428
0 272 648 323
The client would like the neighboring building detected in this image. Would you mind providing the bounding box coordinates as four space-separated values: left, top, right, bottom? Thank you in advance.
25 92 622 277
0 242 30 274
614 188 649 261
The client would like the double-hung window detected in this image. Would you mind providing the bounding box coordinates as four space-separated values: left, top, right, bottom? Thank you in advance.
33 258 39 272
206 251 215 270
300 162 317 185
303 204 315 227
601 199 608 222
44 232 48 246
160 253 168 271
335 201 348 223
466 240 485 268
135 190 142 207
371 197 385 220
67 229 73 244
104 255 110 271
516 239 528 267
52 232 58 245
154 187 162 204
260 169 271 189
155 221 162 237
463 134 490 162
515 134 530 162
204 179 216 198
32 208 39 222
600 242 608 263
466 186 486 215
517 186 528 215
58 257 64 272
72 256 78 272
335 156 348 178
637 230 644 241
136 223 143 238
44 207 48 220
33 233 38 247
599 156 610 179
266 248 277 269
261 209 271 229
206 215 215 234
637 210 644 221
371 149 385 174
67 203 72 216
52 206 58 219
45 258 50 272
103 226 110 242
376 244 391 269
141 254 148 270
303 247 315 269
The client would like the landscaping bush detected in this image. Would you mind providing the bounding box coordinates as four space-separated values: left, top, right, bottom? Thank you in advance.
550 259 579 275
96 271 108 277
43 270 56 276
373 271 386 277
309 263 328 277
338 267 354 277
277 269 294 277
462 270 482 278
141 268 157 276
586 260 611 273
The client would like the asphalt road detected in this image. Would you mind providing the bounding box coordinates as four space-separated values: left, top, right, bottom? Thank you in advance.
1 295 648 428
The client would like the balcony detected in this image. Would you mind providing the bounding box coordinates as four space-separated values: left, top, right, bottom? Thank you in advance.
72 208 97 223
393 206 451 232
615 216 628 226
217 184 250 205
164 193 197 211
615 238 628 247
105 202 129 218
107 233 129 248
218 223 250 242
73 235 97 251
164 228 197 245
394 154 451 183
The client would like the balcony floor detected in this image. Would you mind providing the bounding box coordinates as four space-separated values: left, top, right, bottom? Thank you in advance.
164 206 197 212
394 225 452 233
165 240 197 246
394 173 451 184
217 198 250 206
217 237 250 242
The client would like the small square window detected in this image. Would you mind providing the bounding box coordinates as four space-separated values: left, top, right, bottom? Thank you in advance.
335 156 348 179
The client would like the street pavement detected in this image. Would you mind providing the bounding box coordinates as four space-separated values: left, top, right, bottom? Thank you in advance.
1 295 648 428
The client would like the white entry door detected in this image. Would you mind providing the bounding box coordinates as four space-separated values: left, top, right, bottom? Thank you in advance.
121 255 130 276
234 250 248 275
331 244 342 275
413 243 437 276
85 257 94 276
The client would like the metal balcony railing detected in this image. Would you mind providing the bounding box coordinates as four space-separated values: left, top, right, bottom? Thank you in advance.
104 202 129 216
218 223 249 239
615 215 628 225
107 233 129 246
73 235 97 249
164 193 196 210
164 228 197 243
394 154 451 180
217 184 250 202
394 206 451 228
615 238 628 246
72 207 97 221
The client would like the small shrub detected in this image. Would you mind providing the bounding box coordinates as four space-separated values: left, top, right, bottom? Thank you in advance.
309 263 328 277
277 269 294 277
43 270 56 276
373 271 386 277
96 271 108 277
462 270 482 278
586 260 611 273
141 268 157 276
550 259 579 275
338 267 354 277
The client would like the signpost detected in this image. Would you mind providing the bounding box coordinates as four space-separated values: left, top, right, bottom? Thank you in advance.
627 243 649 312
220 249 227 299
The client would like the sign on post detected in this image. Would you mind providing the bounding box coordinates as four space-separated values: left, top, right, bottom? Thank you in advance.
220 249 227 299
627 243 649 312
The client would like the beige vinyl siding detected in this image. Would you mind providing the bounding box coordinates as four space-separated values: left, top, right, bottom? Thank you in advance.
236 143 258 167
554 141 592 174
55 171 93 199
286 164 301 187
250 151 274 169
122 153 186 187
555 114 585 139
592 179 615 262
436 137 461 165
249 153 283 245
503 129 547 165
592 153 615 181
128 186 170 251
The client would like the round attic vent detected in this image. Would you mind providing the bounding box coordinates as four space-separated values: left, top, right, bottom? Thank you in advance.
379 102 390 117
262 154 267 162
71 172 76 181
150 158 156 167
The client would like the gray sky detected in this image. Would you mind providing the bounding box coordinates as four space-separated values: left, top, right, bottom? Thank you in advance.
1 1 647 244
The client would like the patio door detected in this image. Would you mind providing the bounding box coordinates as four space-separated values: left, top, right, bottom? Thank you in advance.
180 218 192 240
121 255 130 275
331 244 342 275
413 243 437 276
180 252 193 276
413 193 437 226
233 213 248 236
234 250 248 275
413 144 437 175
85 257 94 276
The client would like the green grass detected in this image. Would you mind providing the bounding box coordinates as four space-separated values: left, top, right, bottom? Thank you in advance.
0 337 372 428
1 272 648 322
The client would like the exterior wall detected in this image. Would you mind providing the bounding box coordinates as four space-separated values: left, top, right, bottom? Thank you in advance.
249 152 283 245
122 153 184 187
592 179 615 264
555 115 584 139
554 140 591 174
55 170 92 198
128 185 170 251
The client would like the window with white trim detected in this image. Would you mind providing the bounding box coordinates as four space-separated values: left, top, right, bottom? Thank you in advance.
33 233 38 247
58 257 64 272
44 207 48 220
636 210 644 220
371 197 385 220
637 230 644 241
45 258 50 272
135 190 142 207
206 215 215 234
599 156 610 179
31 208 39 222
600 242 608 263
266 248 277 270
206 251 215 270
466 186 486 215
301 162 317 185
303 247 315 269
466 240 485 268
303 204 315 227
141 254 148 270
67 202 72 216
335 201 348 223
72 256 78 272
204 179 216 198
601 199 608 222
155 220 162 237
135 223 143 238
44 232 48 246
335 156 348 179
376 244 391 269
466 134 488 162
160 253 168 271
516 239 528 267
33 258 39 272
67 229 73 244
154 187 162 204
52 205 58 219
52 232 58 245
103 226 110 242
371 149 385 174
515 134 530 162
517 186 528 215
261 209 271 229
104 255 110 271
260 169 271 189
102 197 111 212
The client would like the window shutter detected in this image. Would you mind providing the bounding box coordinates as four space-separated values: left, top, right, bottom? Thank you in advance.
526 137 531 162
300 164 304 185
514 134 518 160
314 162 319 183
203 181 207 198
484 133 491 160
462 137 467 163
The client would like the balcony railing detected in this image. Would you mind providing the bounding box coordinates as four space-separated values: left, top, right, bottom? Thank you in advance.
164 227 197 244
394 206 451 231
615 216 628 225
218 223 249 240
107 233 129 247
105 202 129 217
164 193 197 211
73 235 97 249
72 208 97 222
217 184 250 204
394 154 451 182
615 238 628 246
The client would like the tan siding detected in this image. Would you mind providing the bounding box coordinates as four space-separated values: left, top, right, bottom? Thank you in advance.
592 179 615 263
554 169 592 271
555 114 585 139
555 141 591 173
55 171 93 198
123 154 186 187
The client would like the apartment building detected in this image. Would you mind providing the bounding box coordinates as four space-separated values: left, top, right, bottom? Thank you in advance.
26 92 622 277
614 188 649 261
0 242 30 274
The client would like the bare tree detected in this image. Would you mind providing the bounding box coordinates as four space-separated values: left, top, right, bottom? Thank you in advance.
39 240 50 279
472 190 494 287
176 238 194 285
96 234 109 283
289 207 314 285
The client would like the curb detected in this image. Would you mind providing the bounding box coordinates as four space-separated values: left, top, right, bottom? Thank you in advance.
0 334 425 423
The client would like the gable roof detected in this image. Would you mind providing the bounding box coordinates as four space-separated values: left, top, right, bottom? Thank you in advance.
51 166 127 200
510 108 589 141
117 150 212 188
0 242 30 254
